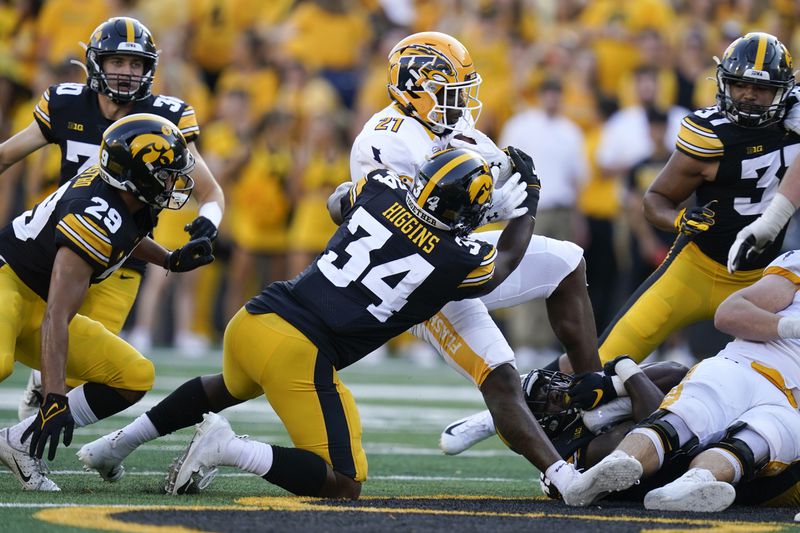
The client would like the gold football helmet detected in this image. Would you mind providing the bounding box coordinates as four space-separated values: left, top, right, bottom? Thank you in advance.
387 32 482 135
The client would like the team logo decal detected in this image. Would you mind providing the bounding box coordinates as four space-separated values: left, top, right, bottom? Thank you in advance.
468 173 492 205
130 133 174 165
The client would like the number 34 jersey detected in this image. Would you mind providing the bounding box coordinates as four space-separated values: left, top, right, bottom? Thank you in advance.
675 106 800 269
0 168 157 300
33 82 200 183
247 170 498 369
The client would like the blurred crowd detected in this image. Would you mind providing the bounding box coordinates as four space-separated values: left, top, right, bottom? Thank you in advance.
1 0 800 360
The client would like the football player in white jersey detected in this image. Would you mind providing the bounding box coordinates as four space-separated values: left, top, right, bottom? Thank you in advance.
563 249 800 511
345 31 607 497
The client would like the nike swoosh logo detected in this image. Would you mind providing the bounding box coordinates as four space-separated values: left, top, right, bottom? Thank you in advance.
444 420 469 436
13 457 31 482
590 388 604 409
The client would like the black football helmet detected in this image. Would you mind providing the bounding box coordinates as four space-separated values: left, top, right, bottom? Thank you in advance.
522 369 582 440
99 113 195 209
715 32 795 128
406 148 493 236
86 17 158 103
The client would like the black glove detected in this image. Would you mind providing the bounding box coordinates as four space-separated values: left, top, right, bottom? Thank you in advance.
184 216 218 241
164 237 214 273
603 355 635 377
505 146 541 217
674 200 717 237
21 393 74 460
567 371 618 410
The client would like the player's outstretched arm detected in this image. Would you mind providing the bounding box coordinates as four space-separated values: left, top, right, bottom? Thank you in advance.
0 121 48 176
133 236 214 273
183 144 224 241
715 272 798 341
643 150 713 233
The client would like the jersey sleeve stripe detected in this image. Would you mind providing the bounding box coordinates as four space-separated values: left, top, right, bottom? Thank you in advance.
74 214 111 244
683 117 714 134
675 137 724 158
350 177 367 206
33 106 51 128
459 261 495 287
764 266 800 285
481 247 497 265
57 223 110 266
58 214 111 261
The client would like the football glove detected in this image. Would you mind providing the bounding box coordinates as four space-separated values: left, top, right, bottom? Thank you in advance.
165 237 214 273
450 129 513 185
506 146 541 218
184 216 218 241
727 193 796 273
481 168 528 224
567 371 617 410
21 393 74 460
674 200 717 237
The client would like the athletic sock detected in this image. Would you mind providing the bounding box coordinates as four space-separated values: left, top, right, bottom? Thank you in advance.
146 376 213 435
226 437 274 476
263 446 328 496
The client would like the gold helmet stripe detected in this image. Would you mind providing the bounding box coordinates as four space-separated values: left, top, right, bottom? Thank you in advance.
753 33 768 71
125 18 135 43
416 152 476 207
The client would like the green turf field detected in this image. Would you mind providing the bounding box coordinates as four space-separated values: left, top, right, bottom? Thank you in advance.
1 351 799 532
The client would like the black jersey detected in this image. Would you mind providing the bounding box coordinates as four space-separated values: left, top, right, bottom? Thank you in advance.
674 105 800 269
246 170 497 369
31 83 199 274
0 166 156 300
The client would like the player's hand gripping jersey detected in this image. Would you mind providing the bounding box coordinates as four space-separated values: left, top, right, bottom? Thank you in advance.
246 169 497 369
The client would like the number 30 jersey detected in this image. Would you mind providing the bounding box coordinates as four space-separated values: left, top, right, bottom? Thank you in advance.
0 168 157 300
247 170 498 369
675 105 800 269
33 83 200 183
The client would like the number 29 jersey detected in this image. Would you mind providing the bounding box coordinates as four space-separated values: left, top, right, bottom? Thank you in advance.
0 168 157 300
247 170 498 369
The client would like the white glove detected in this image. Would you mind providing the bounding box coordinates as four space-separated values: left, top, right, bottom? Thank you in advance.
450 128 513 185
726 193 796 273
480 170 528 225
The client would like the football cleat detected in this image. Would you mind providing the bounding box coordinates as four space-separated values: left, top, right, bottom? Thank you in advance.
644 468 736 512
561 451 642 506
164 412 234 495
0 428 59 491
440 410 496 455
76 430 128 482
17 370 43 421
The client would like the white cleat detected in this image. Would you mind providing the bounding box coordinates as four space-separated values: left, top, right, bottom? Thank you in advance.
644 468 736 512
76 430 128 482
440 410 496 455
562 451 642 506
0 428 59 491
165 412 234 495
17 370 43 421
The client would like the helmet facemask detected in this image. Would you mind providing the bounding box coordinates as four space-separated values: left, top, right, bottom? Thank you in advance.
88 51 157 103
425 74 483 133
522 369 581 440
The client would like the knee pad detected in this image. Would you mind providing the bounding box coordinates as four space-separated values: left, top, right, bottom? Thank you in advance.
713 422 768 482
635 409 699 460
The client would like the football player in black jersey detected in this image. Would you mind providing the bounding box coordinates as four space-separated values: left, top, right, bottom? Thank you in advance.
78 148 596 504
0 114 213 491
550 32 800 372
0 16 224 419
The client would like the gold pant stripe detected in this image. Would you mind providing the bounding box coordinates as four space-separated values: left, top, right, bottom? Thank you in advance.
222 309 368 481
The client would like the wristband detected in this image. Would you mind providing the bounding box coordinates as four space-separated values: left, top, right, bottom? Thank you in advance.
778 317 800 339
615 357 643 383
198 202 223 228
611 376 627 396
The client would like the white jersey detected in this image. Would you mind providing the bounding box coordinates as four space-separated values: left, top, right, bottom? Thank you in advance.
720 250 800 393
350 104 452 183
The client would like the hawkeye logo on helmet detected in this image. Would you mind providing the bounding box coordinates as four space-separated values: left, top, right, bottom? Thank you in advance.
468 173 492 205
131 134 174 166
117 42 144 52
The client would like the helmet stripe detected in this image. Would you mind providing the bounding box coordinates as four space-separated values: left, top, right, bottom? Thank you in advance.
125 18 135 43
416 152 475 207
753 33 767 71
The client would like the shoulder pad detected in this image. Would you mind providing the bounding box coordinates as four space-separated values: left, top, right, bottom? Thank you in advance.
675 109 724 159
